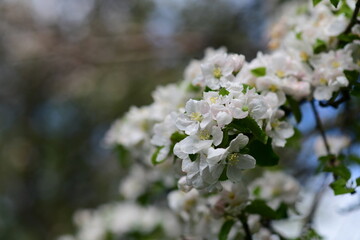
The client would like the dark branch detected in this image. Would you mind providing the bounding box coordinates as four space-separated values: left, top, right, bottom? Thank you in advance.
344 0 360 34
239 213 253 240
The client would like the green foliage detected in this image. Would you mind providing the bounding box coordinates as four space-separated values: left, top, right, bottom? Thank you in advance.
250 67 266 77
170 132 187 143
330 178 355 195
151 146 165 165
242 84 254 93
337 34 360 48
287 96 302 123
297 228 323 240
230 117 268 144
189 153 199 162
330 0 340 7
218 219 235 240
313 39 327 54
115 144 129 167
312 0 322 6
244 200 288 220
285 127 302 149
296 32 303 40
219 87 230 96
249 139 279 167
356 177 360 186
335 1 353 17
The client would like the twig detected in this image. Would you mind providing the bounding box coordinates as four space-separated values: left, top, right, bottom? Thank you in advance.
310 100 331 155
344 0 360 34
239 213 253 240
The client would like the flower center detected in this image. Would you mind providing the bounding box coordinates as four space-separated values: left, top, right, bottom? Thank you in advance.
275 70 285 78
319 78 328 85
331 61 340 68
199 130 211 140
300 51 309 62
269 84 278 92
228 153 240 166
213 67 223 79
271 120 279 129
190 112 203 122
242 106 249 112
210 96 218 104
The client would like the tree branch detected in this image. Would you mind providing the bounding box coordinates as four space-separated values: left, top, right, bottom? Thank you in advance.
239 213 253 240
344 0 360 34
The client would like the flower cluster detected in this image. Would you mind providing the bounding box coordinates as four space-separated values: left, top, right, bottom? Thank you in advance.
74 0 360 239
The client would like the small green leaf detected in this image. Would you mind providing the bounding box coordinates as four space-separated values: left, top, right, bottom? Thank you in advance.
219 87 230 96
330 178 355 195
251 67 266 77
295 32 303 40
287 96 302 123
218 219 235 240
230 117 268 144
189 153 199 162
324 164 351 180
330 0 340 7
242 84 254 93
253 186 262 198
170 132 187 143
312 0 322 6
115 144 129 167
344 70 359 84
249 138 279 167
349 154 360 164
245 200 278 219
356 177 360 186
313 39 327 54
187 84 202 92
285 128 302 149
275 202 289 219
151 146 165 165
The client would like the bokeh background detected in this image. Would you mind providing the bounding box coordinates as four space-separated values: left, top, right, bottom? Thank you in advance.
0 0 297 239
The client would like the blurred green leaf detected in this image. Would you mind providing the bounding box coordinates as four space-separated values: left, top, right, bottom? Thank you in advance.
218 219 235 240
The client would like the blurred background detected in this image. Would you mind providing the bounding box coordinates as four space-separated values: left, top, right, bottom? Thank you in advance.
0 0 294 239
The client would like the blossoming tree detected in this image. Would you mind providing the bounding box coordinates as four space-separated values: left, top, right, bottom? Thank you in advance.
60 0 360 239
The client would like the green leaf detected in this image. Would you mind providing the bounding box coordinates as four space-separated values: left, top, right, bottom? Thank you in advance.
253 186 262 198
337 34 360 48
285 128 302 149
312 0 322 6
230 117 268 144
275 202 289 219
313 39 327 54
242 84 254 93
330 178 355 195
349 154 360 164
249 138 279 167
351 83 360 97
330 0 340 7
114 144 129 167
295 32 303 40
189 153 199 162
187 84 202 92
245 200 278 219
335 2 353 18
170 132 187 143
219 87 230 96
344 70 359 84
251 67 266 77
324 164 351 180
151 146 165 165
218 219 235 240
296 228 324 240
356 177 360 186
287 96 302 123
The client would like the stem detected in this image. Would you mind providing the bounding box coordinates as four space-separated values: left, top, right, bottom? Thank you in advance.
310 100 331 155
239 213 253 240
344 0 360 34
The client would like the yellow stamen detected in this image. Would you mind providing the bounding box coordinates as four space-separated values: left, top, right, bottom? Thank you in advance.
300 51 309 62
319 78 327 85
213 67 222 79
228 153 239 166
190 112 203 122
269 84 278 92
331 61 340 68
275 70 285 78
210 97 218 104
199 130 211 140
